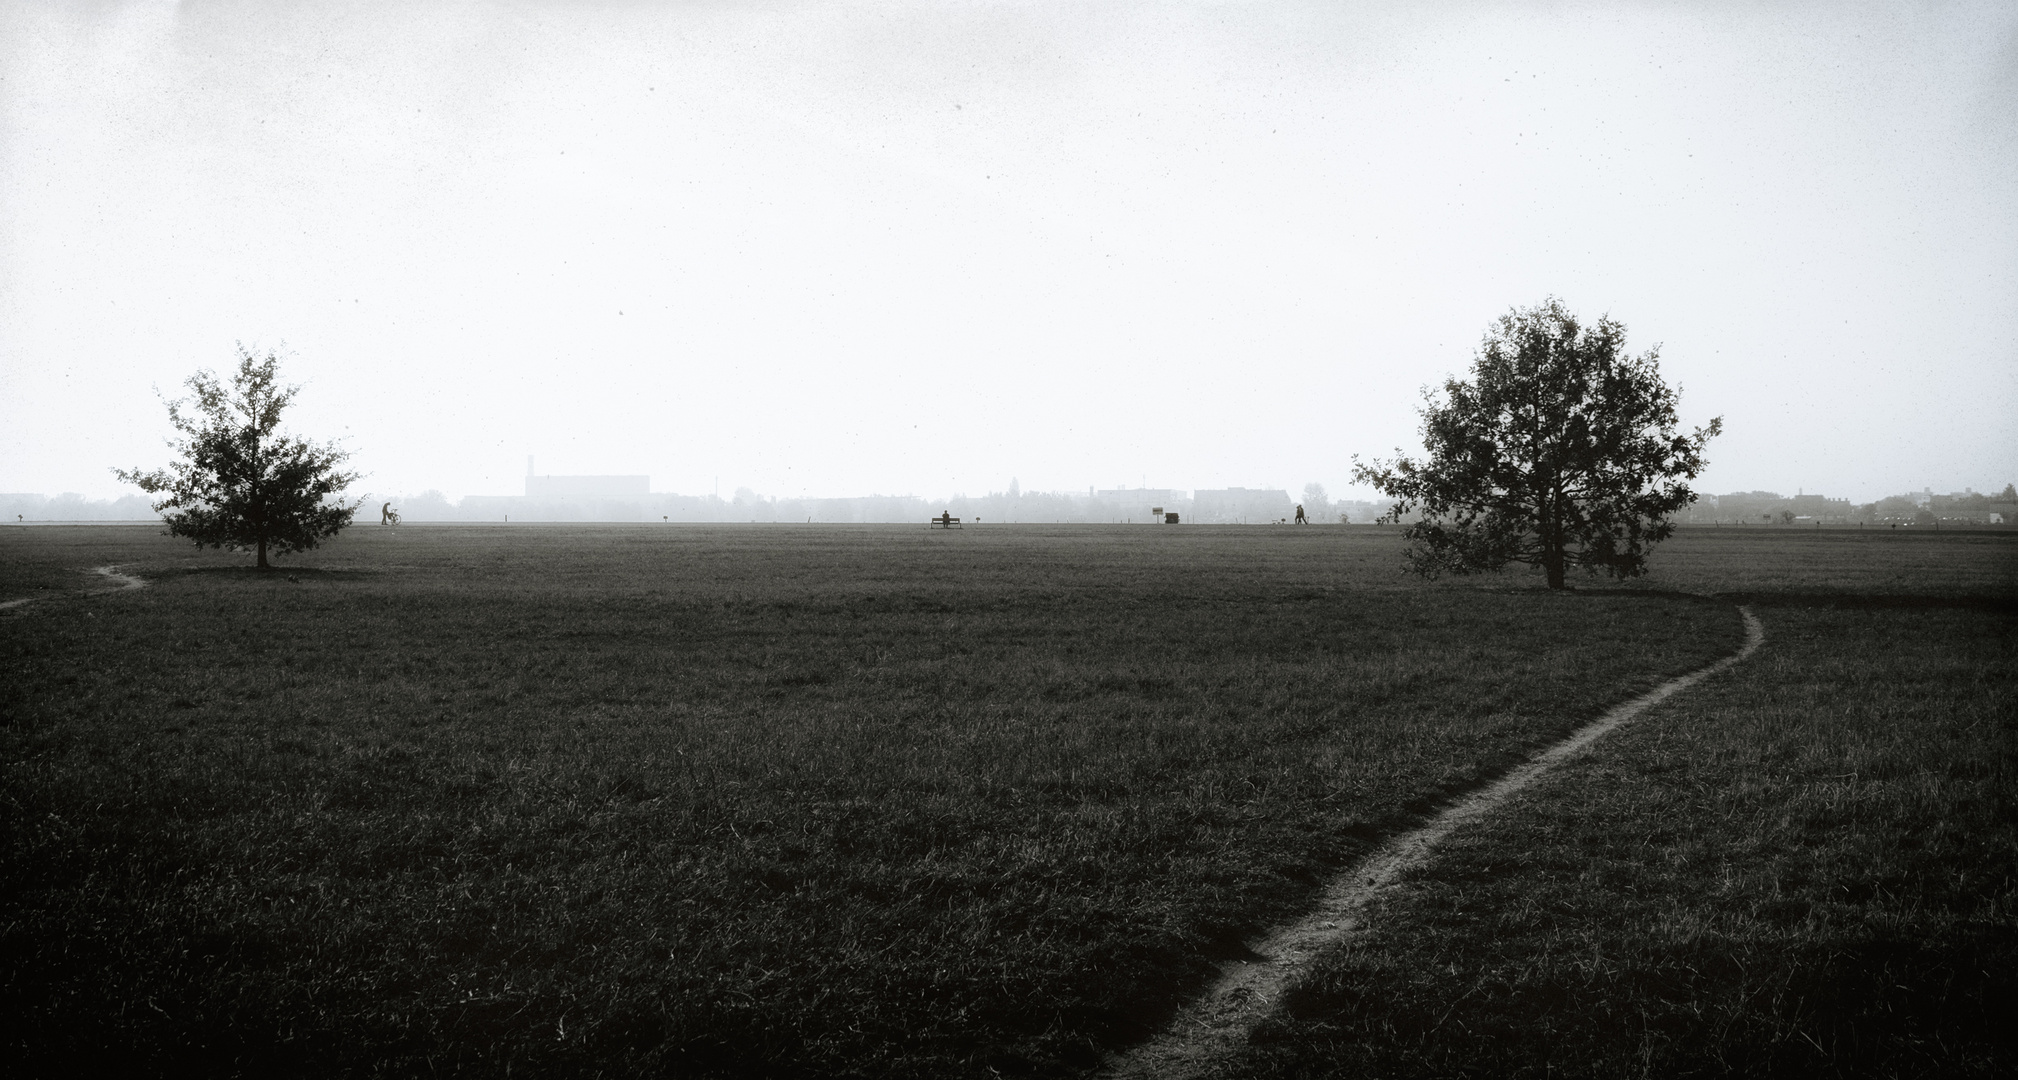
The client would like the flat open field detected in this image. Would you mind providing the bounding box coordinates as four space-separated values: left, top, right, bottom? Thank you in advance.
2 523 2011 1077
1231 535 2018 1078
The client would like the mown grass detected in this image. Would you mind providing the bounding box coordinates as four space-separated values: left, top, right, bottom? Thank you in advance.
1230 531 2017 1078
0 523 1739 1077
0 523 163 595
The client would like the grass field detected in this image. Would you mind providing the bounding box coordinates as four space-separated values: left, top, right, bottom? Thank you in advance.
1 523 2010 1077
1231 563 2017 1077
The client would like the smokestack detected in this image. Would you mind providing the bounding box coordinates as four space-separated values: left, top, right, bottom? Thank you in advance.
527 455 534 477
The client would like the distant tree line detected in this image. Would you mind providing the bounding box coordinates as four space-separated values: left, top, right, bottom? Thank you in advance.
1681 485 2017 526
0 492 159 521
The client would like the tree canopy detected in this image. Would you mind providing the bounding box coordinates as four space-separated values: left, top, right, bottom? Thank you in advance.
116 346 360 568
1353 299 1721 590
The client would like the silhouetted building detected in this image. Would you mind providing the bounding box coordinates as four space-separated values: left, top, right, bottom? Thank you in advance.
1190 487 1294 523
1095 488 1189 521
524 475 650 498
1690 490 1852 524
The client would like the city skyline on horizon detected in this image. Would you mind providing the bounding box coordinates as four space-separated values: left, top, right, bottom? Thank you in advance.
9 473 2014 515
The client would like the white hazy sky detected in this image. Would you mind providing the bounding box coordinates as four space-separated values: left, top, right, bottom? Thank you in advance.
3 0 2014 503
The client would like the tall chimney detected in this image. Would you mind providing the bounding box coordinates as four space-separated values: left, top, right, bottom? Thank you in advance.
527 455 534 477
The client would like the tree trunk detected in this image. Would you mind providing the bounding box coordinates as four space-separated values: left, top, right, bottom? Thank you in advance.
1543 483 1567 589
257 536 269 569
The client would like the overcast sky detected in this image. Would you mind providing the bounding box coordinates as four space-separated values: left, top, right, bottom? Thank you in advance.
3 0 2013 504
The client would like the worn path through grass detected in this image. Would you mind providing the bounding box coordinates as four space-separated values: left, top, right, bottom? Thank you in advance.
1224 530 2017 1078
2 523 1737 1077
1109 607 1766 1079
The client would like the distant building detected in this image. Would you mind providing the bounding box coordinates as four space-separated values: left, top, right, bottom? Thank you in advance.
1190 487 1295 523
1701 491 1785 523
524 475 650 499
1691 490 1844 524
453 461 663 520
1095 488 1189 520
1786 493 1852 519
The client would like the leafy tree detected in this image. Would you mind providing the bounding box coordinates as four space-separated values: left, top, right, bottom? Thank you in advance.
1302 482 1332 519
116 346 360 568
1353 299 1721 590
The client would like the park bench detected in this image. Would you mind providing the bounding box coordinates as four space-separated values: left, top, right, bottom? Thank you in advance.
929 513 962 529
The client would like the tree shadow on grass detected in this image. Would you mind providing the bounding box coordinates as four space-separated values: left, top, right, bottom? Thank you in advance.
163 565 378 584
1541 584 2015 615
1712 591 2018 614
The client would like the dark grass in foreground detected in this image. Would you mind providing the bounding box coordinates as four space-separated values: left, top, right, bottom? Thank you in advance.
0 524 1738 1077
1230 542 2017 1077
0 522 161 595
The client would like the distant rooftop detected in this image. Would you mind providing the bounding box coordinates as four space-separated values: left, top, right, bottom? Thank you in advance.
524 475 650 499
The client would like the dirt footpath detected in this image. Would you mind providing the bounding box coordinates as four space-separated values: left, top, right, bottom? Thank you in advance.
1105 606 1766 1079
